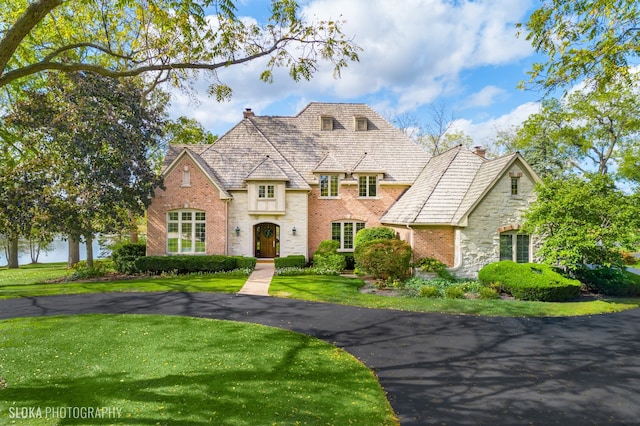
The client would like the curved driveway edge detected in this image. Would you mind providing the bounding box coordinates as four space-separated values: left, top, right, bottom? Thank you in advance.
1 292 639 425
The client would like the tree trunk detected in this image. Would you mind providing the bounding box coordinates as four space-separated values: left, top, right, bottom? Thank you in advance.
85 234 94 267
7 237 19 269
68 236 80 267
129 212 139 243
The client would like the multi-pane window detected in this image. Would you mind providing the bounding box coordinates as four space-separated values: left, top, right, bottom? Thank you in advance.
320 175 339 197
167 210 206 254
332 221 365 250
358 175 377 197
511 177 519 195
500 232 530 263
258 184 275 199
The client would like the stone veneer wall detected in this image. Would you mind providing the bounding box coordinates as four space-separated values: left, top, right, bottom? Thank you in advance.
307 182 408 258
227 190 309 259
453 164 537 278
146 157 228 256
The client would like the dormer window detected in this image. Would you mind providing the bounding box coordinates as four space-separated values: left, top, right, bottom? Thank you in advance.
355 117 368 131
320 116 334 131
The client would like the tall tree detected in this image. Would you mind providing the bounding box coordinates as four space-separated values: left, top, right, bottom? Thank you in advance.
7 72 164 266
0 0 360 97
524 174 640 270
504 80 640 179
520 0 640 91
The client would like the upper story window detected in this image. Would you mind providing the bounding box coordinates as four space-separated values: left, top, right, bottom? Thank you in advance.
319 175 339 198
358 175 377 197
511 177 519 195
258 184 275 199
167 210 206 254
500 232 530 263
332 221 365 251
354 117 368 131
320 116 334 131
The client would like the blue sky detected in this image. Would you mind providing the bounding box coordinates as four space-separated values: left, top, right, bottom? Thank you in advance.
168 0 548 149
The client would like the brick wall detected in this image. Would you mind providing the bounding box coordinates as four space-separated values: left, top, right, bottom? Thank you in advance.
411 226 455 266
146 156 228 256
307 182 408 257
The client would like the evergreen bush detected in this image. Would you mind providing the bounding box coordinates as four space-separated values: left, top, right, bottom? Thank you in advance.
274 255 307 269
353 226 395 248
478 261 581 302
135 255 238 275
354 239 412 280
111 241 146 274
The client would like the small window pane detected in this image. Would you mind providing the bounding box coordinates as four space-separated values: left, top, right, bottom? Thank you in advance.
368 176 377 197
332 223 341 243
320 176 329 197
343 223 354 249
516 234 530 263
358 176 367 197
267 185 275 198
500 234 513 261
511 178 519 195
330 176 338 196
169 212 179 221
182 211 192 221
167 238 179 253
195 212 206 221
168 223 178 233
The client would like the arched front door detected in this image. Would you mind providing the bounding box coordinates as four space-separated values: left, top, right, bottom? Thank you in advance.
254 223 280 258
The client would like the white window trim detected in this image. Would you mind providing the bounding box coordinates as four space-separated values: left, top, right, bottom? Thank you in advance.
357 175 378 198
500 232 531 263
258 184 276 199
332 221 365 251
167 210 206 254
319 175 340 198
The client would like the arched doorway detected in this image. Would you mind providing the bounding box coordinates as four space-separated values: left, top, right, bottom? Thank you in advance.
254 223 280 258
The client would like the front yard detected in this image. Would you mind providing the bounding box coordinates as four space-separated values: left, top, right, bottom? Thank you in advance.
1 262 640 316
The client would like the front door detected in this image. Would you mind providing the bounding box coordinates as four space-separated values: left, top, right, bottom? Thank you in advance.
255 223 280 258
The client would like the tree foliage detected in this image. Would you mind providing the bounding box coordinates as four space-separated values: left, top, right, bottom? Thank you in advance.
524 174 640 270
502 79 640 180
4 71 164 266
0 0 360 97
519 0 640 91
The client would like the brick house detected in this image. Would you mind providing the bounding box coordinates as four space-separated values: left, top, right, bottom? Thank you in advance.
147 103 540 277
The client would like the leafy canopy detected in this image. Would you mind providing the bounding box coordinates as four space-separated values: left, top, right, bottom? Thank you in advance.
0 0 360 97
519 0 640 91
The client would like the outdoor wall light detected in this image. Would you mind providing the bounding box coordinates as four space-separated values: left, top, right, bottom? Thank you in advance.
292 226 296 235
235 226 240 236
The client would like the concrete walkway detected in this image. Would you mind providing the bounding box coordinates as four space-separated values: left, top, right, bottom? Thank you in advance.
237 261 275 296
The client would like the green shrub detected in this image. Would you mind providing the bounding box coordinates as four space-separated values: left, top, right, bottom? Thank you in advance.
111 241 146 274
573 266 640 297
313 254 346 273
315 240 340 256
354 239 412 280
418 286 440 298
478 286 500 300
354 226 395 248
414 257 454 280
231 256 257 270
478 261 581 302
274 255 307 269
444 285 465 299
67 260 112 280
135 255 237 275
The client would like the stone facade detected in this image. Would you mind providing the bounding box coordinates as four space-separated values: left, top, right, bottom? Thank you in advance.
453 163 537 278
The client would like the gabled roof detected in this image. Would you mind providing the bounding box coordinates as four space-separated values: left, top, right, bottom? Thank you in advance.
351 152 385 174
313 153 346 173
245 156 290 181
162 147 232 199
381 145 484 225
381 146 541 226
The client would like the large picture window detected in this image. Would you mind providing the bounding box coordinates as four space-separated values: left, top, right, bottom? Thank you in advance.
500 232 530 263
332 221 365 250
167 210 206 254
320 175 339 197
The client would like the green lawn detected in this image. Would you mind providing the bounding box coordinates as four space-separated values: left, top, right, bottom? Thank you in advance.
0 315 396 425
269 274 640 317
0 263 247 299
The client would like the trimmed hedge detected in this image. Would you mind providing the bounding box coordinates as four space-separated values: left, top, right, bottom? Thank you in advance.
111 242 147 274
274 255 307 269
313 254 347 272
134 255 254 275
573 266 640 297
478 261 581 302
354 226 395 248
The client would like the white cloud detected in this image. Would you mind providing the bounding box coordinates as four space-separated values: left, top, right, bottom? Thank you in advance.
463 86 508 109
450 101 541 148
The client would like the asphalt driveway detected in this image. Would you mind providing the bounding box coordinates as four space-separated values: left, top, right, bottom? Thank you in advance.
1 292 639 425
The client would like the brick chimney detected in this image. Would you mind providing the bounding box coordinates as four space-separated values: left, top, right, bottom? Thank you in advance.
472 145 486 158
243 108 255 119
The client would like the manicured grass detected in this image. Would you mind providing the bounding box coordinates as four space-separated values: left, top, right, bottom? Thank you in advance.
0 315 396 425
0 263 69 286
0 263 246 299
269 274 640 317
